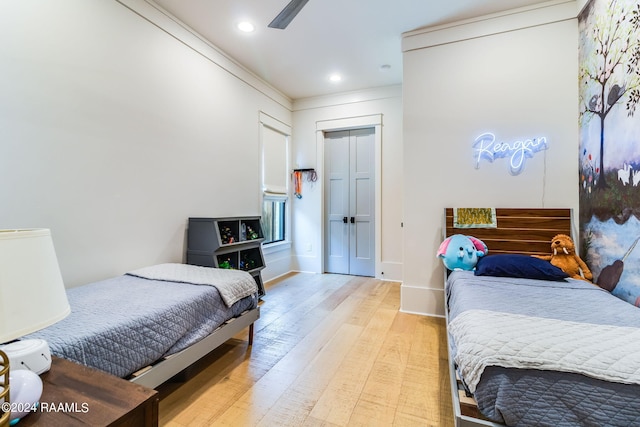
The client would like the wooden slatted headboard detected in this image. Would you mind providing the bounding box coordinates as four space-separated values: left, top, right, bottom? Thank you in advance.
444 208 573 257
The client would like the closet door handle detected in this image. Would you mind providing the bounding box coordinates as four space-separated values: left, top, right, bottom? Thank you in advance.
343 216 348 224
350 217 355 224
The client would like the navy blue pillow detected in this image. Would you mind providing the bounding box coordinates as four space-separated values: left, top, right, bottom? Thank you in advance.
474 254 569 281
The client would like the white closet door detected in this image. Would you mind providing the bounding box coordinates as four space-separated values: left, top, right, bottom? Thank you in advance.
324 128 375 276
325 131 350 274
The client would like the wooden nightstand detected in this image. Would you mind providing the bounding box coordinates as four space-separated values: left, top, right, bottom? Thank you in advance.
18 356 158 426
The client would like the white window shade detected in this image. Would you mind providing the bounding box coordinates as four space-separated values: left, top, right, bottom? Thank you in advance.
262 125 288 195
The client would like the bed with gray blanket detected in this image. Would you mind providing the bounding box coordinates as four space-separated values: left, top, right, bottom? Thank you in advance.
25 263 259 388
447 271 640 426
442 208 640 427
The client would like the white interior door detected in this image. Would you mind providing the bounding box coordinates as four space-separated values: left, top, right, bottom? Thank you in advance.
324 128 375 276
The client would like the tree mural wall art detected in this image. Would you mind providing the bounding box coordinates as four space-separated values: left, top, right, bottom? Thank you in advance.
579 0 640 306
580 0 640 190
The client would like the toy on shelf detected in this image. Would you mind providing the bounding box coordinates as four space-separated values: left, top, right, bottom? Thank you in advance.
246 226 259 240
220 226 235 244
240 255 256 271
220 258 235 269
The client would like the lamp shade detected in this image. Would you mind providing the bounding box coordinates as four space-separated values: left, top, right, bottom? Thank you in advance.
0 229 70 344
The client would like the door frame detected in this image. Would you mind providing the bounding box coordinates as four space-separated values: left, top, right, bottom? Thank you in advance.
316 114 382 277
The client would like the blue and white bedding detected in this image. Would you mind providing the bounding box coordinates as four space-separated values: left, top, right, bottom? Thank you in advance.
25 265 258 379
447 271 640 426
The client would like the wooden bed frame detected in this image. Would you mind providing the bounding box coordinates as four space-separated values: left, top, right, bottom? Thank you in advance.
443 208 573 427
128 307 259 389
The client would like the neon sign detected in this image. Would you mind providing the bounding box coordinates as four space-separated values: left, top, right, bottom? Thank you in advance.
473 132 548 175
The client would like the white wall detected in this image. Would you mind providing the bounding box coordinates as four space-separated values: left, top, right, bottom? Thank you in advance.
401 1 580 316
0 0 292 287
291 86 404 280
577 0 589 13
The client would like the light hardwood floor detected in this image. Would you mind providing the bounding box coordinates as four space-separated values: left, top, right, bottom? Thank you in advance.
158 273 454 426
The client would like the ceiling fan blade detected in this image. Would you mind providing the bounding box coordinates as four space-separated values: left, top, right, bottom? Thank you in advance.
268 0 310 29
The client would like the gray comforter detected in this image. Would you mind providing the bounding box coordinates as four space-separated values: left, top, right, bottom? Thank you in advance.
127 263 258 307
446 271 640 426
25 272 257 378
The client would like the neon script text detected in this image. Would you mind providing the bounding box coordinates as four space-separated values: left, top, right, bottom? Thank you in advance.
473 132 547 175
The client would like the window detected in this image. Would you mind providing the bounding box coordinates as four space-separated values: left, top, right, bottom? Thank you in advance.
259 112 290 246
262 195 286 244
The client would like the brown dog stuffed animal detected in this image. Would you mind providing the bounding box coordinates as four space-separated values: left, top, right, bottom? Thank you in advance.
533 234 593 281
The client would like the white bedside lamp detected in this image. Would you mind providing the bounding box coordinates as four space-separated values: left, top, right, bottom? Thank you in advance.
0 229 71 425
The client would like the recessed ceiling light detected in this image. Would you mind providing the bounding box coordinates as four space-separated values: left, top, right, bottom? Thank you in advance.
237 21 255 33
329 74 342 83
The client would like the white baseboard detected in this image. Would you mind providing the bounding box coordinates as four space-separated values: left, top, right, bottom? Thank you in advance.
378 261 402 281
400 284 445 317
